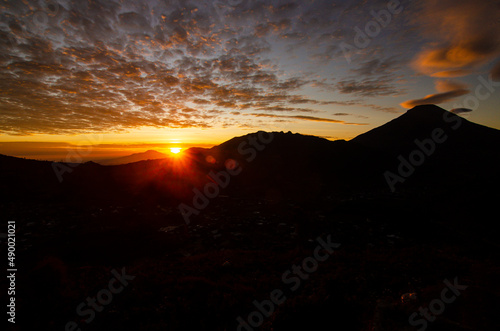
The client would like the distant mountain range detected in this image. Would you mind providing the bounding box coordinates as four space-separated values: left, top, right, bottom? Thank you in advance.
1 104 499 205
98 150 169 165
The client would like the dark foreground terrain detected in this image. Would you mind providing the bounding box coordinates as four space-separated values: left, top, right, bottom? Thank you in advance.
2 105 500 330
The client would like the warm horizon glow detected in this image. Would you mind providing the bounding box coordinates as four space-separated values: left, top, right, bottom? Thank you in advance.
1 0 499 157
170 148 182 154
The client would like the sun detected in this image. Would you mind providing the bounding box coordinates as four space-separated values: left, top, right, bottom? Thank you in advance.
170 147 182 154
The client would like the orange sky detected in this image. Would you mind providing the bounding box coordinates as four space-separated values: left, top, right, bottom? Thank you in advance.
1 0 499 161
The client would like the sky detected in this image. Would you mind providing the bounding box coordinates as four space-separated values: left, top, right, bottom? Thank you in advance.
1 0 499 160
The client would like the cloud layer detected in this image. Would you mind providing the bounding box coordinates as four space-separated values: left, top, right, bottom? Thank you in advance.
401 79 469 108
400 0 500 109
411 0 500 77
2 0 406 135
1 0 497 135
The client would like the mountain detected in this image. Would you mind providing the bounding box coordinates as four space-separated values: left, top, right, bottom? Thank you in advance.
351 104 500 191
200 131 370 200
2 104 500 202
352 104 500 152
98 149 168 165
2 104 500 203
3 104 500 331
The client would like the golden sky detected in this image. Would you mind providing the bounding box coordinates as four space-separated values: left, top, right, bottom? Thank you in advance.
1 0 499 160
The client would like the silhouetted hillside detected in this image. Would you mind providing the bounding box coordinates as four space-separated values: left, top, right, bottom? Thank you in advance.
353 104 500 152
2 105 500 331
351 104 500 192
2 105 500 203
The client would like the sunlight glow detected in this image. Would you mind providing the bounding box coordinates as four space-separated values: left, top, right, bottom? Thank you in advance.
170 147 182 154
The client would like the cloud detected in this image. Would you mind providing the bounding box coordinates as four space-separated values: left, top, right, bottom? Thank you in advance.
430 69 473 78
434 79 468 93
249 113 367 125
292 115 366 125
412 0 500 77
400 78 470 108
336 78 404 97
362 104 400 113
6 0 480 135
351 57 402 76
400 89 469 109
1 0 382 135
450 108 473 114
492 60 500 81
318 135 340 140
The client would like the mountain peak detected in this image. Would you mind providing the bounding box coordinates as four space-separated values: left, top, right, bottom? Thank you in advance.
351 104 459 151
407 104 445 112
404 104 450 119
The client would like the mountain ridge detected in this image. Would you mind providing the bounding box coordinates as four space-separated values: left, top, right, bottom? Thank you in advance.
98 149 169 165
352 104 500 152
1 104 499 202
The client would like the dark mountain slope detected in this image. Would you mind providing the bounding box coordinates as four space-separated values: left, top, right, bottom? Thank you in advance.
352 104 500 153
